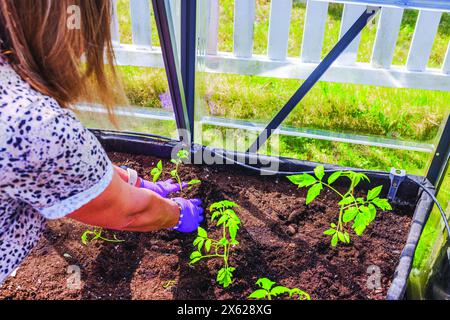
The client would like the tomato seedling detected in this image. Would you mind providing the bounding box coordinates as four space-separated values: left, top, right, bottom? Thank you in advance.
81 227 124 245
288 166 392 247
248 278 310 300
171 149 201 191
151 160 163 182
189 200 240 288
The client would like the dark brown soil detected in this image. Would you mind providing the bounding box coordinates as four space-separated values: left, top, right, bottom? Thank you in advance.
0 152 415 300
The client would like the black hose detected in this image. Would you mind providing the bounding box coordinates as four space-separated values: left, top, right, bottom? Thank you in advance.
208 149 450 238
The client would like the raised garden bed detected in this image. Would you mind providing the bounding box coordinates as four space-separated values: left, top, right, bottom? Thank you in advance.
0 134 435 300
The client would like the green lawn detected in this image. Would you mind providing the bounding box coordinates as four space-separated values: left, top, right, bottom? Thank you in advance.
96 0 450 294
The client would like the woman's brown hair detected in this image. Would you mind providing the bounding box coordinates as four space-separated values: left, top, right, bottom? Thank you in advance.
0 0 124 115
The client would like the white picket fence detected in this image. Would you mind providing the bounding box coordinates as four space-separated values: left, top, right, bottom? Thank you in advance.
111 0 450 91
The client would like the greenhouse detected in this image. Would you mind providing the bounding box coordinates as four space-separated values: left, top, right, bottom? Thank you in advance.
0 0 449 303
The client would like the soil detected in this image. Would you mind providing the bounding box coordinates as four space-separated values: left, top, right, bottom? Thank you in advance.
0 152 415 300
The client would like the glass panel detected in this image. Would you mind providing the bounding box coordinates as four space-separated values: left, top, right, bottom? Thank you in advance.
76 0 179 139
409 164 450 299
193 0 450 177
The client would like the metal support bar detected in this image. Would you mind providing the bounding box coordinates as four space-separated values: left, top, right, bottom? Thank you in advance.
152 0 190 141
181 0 197 142
247 7 379 153
427 115 450 191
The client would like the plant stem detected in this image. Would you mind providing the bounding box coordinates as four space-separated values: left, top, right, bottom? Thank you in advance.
322 181 360 213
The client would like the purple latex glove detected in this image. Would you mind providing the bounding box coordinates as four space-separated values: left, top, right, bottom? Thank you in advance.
171 198 204 233
140 178 188 198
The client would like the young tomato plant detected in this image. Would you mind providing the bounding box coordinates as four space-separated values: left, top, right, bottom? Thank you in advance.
189 200 240 288
248 278 311 300
287 166 392 247
81 228 124 246
171 150 201 191
151 160 163 182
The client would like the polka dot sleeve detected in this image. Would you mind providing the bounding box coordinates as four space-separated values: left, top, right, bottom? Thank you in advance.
0 97 114 219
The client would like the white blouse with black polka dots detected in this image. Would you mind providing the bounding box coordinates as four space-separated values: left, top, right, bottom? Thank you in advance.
0 56 114 284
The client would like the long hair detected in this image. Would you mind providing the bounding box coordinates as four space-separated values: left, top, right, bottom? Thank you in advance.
0 0 124 117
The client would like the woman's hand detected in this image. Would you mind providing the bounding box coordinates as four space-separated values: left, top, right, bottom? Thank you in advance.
116 166 187 197
141 178 188 198
171 198 204 233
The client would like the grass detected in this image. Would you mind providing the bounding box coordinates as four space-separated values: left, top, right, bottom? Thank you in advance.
82 0 450 293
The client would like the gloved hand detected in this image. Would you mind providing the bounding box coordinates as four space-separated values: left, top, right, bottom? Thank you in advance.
120 166 187 198
171 198 204 233
140 178 188 198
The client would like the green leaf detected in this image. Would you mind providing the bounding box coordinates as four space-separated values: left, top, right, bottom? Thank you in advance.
197 239 204 251
270 286 291 296
337 231 346 243
209 200 238 212
372 198 392 211
220 200 238 209
177 149 189 159
306 183 323 205
248 289 268 300
188 179 201 185
81 231 92 245
170 169 177 177
344 231 350 244
217 215 228 226
197 227 207 238
152 172 161 183
217 267 235 288
190 251 202 260
225 209 238 219
217 268 226 281
359 206 373 224
352 214 367 236
314 165 325 181
331 233 338 247
193 237 202 246
211 211 220 222
323 228 336 236
228 222 239 241
287 174 317 188
367 185 383 201
290 288 311 300
218 238 228 246
157 160 163 170
205 239 212 253
343 207 359 223
347 172 370 189
256 278 276 291
339 196 355 206
327 171 342 184
368 204 377 223
189 251 202 264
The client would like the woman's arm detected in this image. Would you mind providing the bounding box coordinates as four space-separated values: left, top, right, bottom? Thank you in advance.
68 171 180 232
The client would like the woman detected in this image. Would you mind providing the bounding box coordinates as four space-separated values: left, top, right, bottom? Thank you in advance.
0 1 203 284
